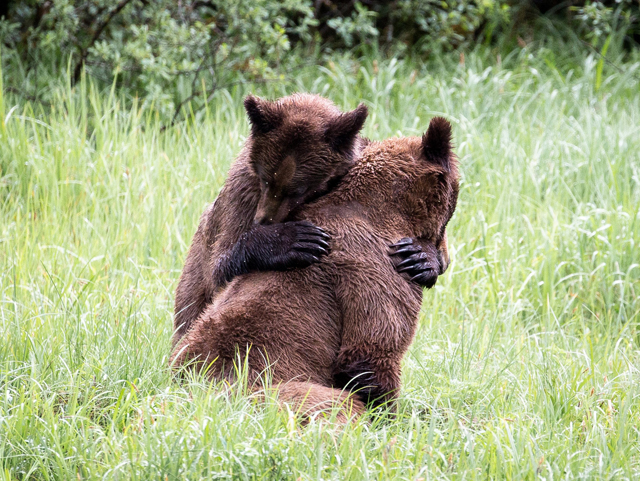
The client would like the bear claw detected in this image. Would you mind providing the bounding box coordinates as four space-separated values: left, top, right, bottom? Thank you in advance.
389 237 440 288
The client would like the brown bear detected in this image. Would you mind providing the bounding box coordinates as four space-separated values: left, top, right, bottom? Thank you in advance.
171 117 459 419
173 94 368 345
173 93 442 347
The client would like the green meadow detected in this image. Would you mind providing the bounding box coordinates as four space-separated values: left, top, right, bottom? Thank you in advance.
1 44 640 479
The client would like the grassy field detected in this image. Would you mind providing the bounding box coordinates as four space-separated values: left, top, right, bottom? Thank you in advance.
1 43 640 479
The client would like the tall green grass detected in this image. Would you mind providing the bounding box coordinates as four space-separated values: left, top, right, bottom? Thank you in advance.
1 43 640 479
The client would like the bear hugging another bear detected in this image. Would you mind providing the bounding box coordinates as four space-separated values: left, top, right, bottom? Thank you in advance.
171 93 459 422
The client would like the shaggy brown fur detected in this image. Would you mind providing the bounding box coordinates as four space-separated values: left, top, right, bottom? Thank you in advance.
171 117 459 419
173 94 369 345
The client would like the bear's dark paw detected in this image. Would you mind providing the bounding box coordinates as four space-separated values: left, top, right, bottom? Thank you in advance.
333 360 392 408
389 237 440 289
217 221 331 284
269 220 331 270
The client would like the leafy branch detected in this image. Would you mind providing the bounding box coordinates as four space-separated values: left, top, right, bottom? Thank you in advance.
72 0 134 85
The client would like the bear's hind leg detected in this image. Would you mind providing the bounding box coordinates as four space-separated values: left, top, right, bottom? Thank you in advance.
170 310 223 378
333 349 402 410
260 381 365 424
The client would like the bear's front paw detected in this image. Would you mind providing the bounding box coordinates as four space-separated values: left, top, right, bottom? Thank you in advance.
389 237 439 288
269 220 331 270
215 221 331 285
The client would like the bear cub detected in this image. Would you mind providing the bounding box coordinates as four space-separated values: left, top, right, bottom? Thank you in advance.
171 116 460 418
173 94 369 343
174 94 443 346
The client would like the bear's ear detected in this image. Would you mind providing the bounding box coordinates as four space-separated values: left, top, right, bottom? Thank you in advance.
324 103 368 153
422 117 452 171
244 95 282 134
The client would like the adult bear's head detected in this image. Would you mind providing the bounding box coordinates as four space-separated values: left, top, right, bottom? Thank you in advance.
244 93 368 225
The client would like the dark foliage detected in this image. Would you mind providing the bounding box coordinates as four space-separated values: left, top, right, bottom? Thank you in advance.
0 0 637 123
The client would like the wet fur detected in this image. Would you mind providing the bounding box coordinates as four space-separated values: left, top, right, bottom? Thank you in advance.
171 119 459 419
173 94 368 346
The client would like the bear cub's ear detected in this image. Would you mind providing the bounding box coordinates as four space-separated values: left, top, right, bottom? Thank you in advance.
244 95 283 134
422 117 452 172
324 103 368 154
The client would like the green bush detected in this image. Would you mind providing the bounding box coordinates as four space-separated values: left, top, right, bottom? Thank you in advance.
0 0 316 121
572 0 640 44
0 0 638 123
319 0 511 49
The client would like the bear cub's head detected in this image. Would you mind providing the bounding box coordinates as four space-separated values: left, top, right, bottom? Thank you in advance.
244 93 368 225
357 117 458 271
404 116 459 270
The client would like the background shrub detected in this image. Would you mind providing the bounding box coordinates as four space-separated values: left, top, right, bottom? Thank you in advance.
0 0 638 121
